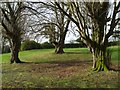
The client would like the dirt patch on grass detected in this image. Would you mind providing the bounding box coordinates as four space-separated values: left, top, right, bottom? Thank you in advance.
22 61 92 78
54 66 77 78
20 60 120 79
2 61 119 88
110 64 120 71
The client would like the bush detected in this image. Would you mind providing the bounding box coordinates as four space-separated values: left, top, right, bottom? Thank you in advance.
64 43 86 48
41 42 86 49
41 42 54 49
21 40 42 51
21 40 87 51
108 41 120 46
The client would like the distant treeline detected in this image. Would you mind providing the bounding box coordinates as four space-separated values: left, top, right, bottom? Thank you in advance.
20 40 87 51
2 40 119 54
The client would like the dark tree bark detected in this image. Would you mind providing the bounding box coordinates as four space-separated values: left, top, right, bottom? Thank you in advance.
10 37 22 63
52 39 64 54
56 34 65 54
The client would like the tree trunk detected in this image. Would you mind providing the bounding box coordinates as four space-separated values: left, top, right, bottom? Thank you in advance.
92 48 96 69
55 45 58 53
56 34 65 54
51 42 59 53
92 46 110 71
56 44 64 54
53 42 64 54
11 50 21 63
10 38 22 63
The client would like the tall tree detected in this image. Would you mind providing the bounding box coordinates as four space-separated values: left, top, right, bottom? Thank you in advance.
29 2 71 54
0 2 26 63
51 2 71 54
55 0 120 71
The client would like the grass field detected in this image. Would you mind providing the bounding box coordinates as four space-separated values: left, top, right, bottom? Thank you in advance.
0 46 120 88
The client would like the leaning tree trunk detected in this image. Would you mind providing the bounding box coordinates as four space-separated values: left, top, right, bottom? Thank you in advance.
10 38 22 63
54 45 58 53
92 45 110 71
51 41 59 53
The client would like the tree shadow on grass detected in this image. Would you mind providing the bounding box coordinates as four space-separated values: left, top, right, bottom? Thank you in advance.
109 65 120 72
109 68 120 71
49 60 92 64
23 59 93 67
20 60 120 72
65 52 90 54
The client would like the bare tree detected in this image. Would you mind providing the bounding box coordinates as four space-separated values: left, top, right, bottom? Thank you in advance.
0 2 27 63
50 2 71 54
55 0 120 71
29 2 71 54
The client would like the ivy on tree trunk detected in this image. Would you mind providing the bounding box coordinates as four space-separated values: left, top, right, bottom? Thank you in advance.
92 47 109 71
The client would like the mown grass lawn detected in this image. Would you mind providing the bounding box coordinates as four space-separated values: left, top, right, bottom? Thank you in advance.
0 46 119 88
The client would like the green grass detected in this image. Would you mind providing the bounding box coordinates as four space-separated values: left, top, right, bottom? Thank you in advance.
108 46 119 62
1 46 119 88
1 47 119 63
1 48 92 63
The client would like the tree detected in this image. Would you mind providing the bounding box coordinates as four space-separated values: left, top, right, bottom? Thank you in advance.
0 2 26 63
29 2 71 54
55 0 120 71
50 2 71 54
